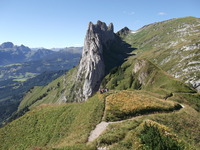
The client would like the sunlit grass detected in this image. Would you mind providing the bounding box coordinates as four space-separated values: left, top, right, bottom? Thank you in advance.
104 90 181 121
0 94 104 150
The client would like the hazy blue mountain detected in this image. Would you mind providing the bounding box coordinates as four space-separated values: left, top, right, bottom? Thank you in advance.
0 42 82 81
0 42 82 66
0 42 31 65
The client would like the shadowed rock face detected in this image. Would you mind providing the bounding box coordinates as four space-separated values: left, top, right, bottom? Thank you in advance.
75 21 115 101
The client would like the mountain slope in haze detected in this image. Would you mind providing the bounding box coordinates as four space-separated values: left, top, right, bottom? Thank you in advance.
0 17 200 150
0 45 82 81
0 42 82 66
0 42 31 65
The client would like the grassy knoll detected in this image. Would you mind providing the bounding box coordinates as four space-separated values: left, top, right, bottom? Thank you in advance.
104 90 181 121
94 104 200 149
0 94 104 150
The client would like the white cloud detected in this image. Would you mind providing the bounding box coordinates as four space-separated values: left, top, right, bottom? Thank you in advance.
158 12 167 16
123 11 135 15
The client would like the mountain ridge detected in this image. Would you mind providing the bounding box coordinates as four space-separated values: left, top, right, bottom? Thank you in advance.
0 42 82 66
124 16 200 92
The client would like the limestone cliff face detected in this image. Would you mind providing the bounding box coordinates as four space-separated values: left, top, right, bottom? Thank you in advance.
133 59 148 85
74 21 115 101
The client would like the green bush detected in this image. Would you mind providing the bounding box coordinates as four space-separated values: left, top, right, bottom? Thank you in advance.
139 122 185 150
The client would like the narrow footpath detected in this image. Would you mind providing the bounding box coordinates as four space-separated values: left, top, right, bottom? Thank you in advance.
88 104 185 143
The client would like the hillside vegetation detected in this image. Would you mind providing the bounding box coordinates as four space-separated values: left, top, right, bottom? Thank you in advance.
124 16 200 91
0 94 104 150
0 70 66 126
104 90 181 121
18 67 77 112
0 17 199 150
93 100 200 150
102 58 200 112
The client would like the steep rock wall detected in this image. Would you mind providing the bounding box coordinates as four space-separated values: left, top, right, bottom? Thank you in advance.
73 21 115 101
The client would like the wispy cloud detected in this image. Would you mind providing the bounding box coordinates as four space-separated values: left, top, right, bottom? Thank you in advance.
158 12 167 16
123 11 135 15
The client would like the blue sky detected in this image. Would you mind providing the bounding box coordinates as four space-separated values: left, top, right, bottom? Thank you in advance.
0 0 199 48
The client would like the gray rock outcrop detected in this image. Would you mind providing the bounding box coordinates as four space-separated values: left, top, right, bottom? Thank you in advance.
117 27 130 37
74 21 115 101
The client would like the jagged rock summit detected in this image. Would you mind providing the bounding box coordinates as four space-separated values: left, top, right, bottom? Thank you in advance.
117 27 130 37
75 21 115 101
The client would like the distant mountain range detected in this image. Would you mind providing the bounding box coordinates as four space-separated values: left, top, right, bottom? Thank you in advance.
0 42 82 81
0 42 82 66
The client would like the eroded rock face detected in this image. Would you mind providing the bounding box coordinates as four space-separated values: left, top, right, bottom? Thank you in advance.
133 59 148 85
75 21 115 101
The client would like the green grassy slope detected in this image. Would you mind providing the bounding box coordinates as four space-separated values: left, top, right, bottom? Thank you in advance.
124 17 200 90
1 90 199 149
102 58 195 93
104 90 181 121
0 70 66 126
102 58 200 112
93 102 200 150
18 67 77 111
0 94 104 150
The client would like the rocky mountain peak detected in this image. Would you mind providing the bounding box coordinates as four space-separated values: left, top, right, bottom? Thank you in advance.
117 27 130 36
74 21 115 101
94 20 114 32
0 42 14 49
